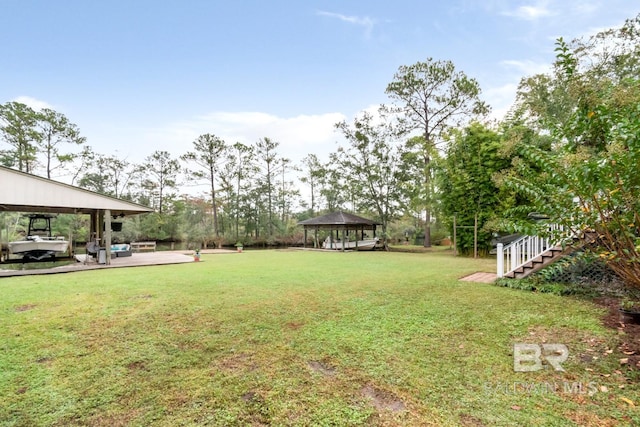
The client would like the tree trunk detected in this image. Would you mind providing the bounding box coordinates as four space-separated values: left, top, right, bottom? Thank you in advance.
423 147 432 248
424 210 431 247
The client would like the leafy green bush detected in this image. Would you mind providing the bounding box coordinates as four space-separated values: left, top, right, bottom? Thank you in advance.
493 278 589 296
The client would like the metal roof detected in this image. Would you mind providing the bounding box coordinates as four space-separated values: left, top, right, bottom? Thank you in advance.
0 165 154 216
298 211 379 228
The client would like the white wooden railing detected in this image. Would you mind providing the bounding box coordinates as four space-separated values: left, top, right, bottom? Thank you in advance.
497 224 565 278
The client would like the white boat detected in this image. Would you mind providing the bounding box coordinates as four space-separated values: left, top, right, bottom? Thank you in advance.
322 236 379 250
8 214 70 260
9 236 69 255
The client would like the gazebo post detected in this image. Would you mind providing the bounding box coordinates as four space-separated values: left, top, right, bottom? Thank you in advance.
303 228 307 248
341 228 346 252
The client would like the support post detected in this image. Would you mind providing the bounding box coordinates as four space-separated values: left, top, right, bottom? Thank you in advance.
355 227 359 250
104 210 112 265
97 211 104 245
497 243 504 278
91 211 98 242
474 212 478 259
453 215 457 256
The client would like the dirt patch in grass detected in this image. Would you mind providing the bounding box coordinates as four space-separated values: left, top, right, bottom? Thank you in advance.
284 321 304 330
35 356 54 365
85 409 142 427
15 304 36 312
598 297 640 370
240 390 270 425
459 413 486 426
241 390 263 403
126 360 148 371
307 360 336 376
216 352 258 372
565 411 620 427
361 384 405 412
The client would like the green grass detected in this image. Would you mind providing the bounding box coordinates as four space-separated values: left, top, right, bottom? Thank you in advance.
1 250 638 426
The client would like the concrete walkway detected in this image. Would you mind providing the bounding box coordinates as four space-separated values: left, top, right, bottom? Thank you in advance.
459 271 498 283
0 249 236 278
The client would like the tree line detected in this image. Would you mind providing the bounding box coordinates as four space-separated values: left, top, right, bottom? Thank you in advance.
2 14 639 288
0 56 490 249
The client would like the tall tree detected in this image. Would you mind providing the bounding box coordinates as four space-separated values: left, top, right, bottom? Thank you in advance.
400 136 431 224
317 163 347 212
299 154 324 215
229 142 254 240
254 137 283 237
277 158 299 226
334 111 410 246
37 108 86 179
181 133 227 240
0 102 40 172
78 152 138 199
70 146 96 186
180 197 212 249
143 150 181 214
438 123 511 255
385 58 488 246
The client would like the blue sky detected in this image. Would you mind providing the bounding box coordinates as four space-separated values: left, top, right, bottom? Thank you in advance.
1 1 639 171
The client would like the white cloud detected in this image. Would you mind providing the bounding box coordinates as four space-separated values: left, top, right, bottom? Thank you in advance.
484 82 519 121
500 59 551 76
501 1 554 21
480 60 552 120
12 96 54 111
570 1 599 15
140 110 347 165
316 10 375 38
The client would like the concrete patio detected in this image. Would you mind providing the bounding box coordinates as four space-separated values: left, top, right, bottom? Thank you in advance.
0 249 236 278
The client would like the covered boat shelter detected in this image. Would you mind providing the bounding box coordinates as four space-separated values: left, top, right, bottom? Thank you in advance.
298 211 379 251
0 165 153 265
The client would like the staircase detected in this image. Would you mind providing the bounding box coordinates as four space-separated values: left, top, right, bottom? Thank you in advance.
497 225 572 279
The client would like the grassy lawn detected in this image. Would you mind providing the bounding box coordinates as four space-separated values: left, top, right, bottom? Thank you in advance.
1 249 638 426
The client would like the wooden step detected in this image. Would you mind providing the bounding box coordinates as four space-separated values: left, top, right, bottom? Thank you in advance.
509 247 569 279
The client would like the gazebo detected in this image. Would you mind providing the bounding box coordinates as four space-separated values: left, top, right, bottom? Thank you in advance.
298 211 379 251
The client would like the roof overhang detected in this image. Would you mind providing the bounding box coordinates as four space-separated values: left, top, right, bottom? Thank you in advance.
0 165 154 216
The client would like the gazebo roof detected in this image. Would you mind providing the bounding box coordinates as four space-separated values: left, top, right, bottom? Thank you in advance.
298 211 379 228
